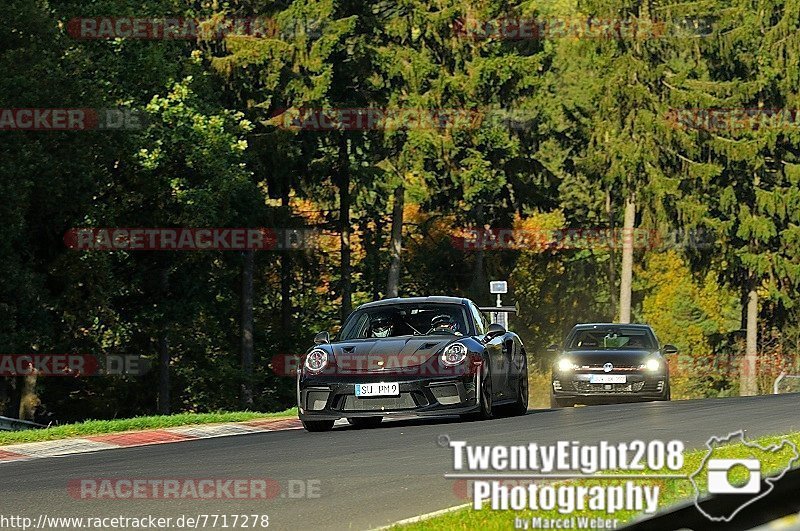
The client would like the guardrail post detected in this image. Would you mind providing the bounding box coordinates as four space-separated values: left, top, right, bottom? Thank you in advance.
774 371 787 395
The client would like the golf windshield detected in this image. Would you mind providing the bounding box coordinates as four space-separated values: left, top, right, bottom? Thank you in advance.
567 327 657 350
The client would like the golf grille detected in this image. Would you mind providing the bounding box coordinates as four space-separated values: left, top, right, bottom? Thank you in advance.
572 381 646 393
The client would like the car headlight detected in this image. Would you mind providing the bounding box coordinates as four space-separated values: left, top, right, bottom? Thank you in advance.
441 343 468 367
304 348 329 373
557 358 577 371
644 358 661 372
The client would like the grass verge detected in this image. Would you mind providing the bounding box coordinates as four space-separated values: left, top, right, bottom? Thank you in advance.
395 431 800 530
0 407 297 446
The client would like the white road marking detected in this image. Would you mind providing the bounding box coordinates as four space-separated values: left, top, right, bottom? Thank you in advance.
370 503 470 530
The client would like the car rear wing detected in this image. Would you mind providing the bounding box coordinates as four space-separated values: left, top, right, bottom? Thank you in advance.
478 302 519 315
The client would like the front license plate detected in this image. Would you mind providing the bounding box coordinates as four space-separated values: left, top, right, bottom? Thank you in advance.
355 382 400 397
590 375 626 384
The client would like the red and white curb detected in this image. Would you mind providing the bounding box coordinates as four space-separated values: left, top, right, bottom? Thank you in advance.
0 418 302 464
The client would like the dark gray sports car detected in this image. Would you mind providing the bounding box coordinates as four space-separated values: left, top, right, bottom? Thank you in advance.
549 323 675 407
297 296 528 432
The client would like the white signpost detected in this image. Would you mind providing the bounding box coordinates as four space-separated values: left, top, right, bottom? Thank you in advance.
489 281 508 329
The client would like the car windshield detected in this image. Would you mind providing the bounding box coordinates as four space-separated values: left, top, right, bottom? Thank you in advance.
567 327 656 350
339 304 470 340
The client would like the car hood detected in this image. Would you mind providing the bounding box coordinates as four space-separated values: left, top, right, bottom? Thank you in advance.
561 349 659 367
330 336 458 372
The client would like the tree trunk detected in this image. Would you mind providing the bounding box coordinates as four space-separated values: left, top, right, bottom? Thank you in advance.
339 136 352 321
0 377 8 416
18 374 38 421
241 250 255 407
372 217 383 300
280 255 292 330
157 264 170 415
386 184 404 298
618 194 636 323
606 190 617 318
741 283 758 396
8 378 21 419
468 205 487 300
280 191 292 331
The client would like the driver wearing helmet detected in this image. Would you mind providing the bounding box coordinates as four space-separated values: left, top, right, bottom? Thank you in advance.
369 315 394 338
428 314 462 336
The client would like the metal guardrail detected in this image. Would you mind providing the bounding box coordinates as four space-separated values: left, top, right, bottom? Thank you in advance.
773 371 800 395
0 415 45 431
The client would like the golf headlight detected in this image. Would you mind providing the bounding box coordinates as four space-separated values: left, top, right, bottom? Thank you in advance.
304 348 328 373
644 358 661 372
557 358 576 371
441 343 468 367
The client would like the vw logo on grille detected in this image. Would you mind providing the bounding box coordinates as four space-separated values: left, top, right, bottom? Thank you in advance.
603 363 614 373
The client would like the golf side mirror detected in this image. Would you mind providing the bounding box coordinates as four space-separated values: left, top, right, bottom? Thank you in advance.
662 344 678 355
546 344 559 352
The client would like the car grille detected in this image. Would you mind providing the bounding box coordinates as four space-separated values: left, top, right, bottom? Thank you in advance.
306 390 331 411
572 381 645 393
581 365 641 371
430 384 461 405
341 392 423 411
642 380 665 393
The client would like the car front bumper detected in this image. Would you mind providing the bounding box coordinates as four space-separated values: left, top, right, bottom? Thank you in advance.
551 371 668 401
298 370 481 421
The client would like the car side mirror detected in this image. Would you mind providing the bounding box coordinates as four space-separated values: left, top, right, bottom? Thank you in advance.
313 331 330 345
546 344 559 352
662 344 678 355
485 323 506 341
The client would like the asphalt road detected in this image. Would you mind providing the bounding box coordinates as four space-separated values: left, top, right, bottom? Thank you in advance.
1 394 799 530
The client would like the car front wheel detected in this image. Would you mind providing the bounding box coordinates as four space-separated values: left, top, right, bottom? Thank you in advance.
658 384 671 401
462 361 493 421
500 352 528 416
478 363 494 419
550 393 574 409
